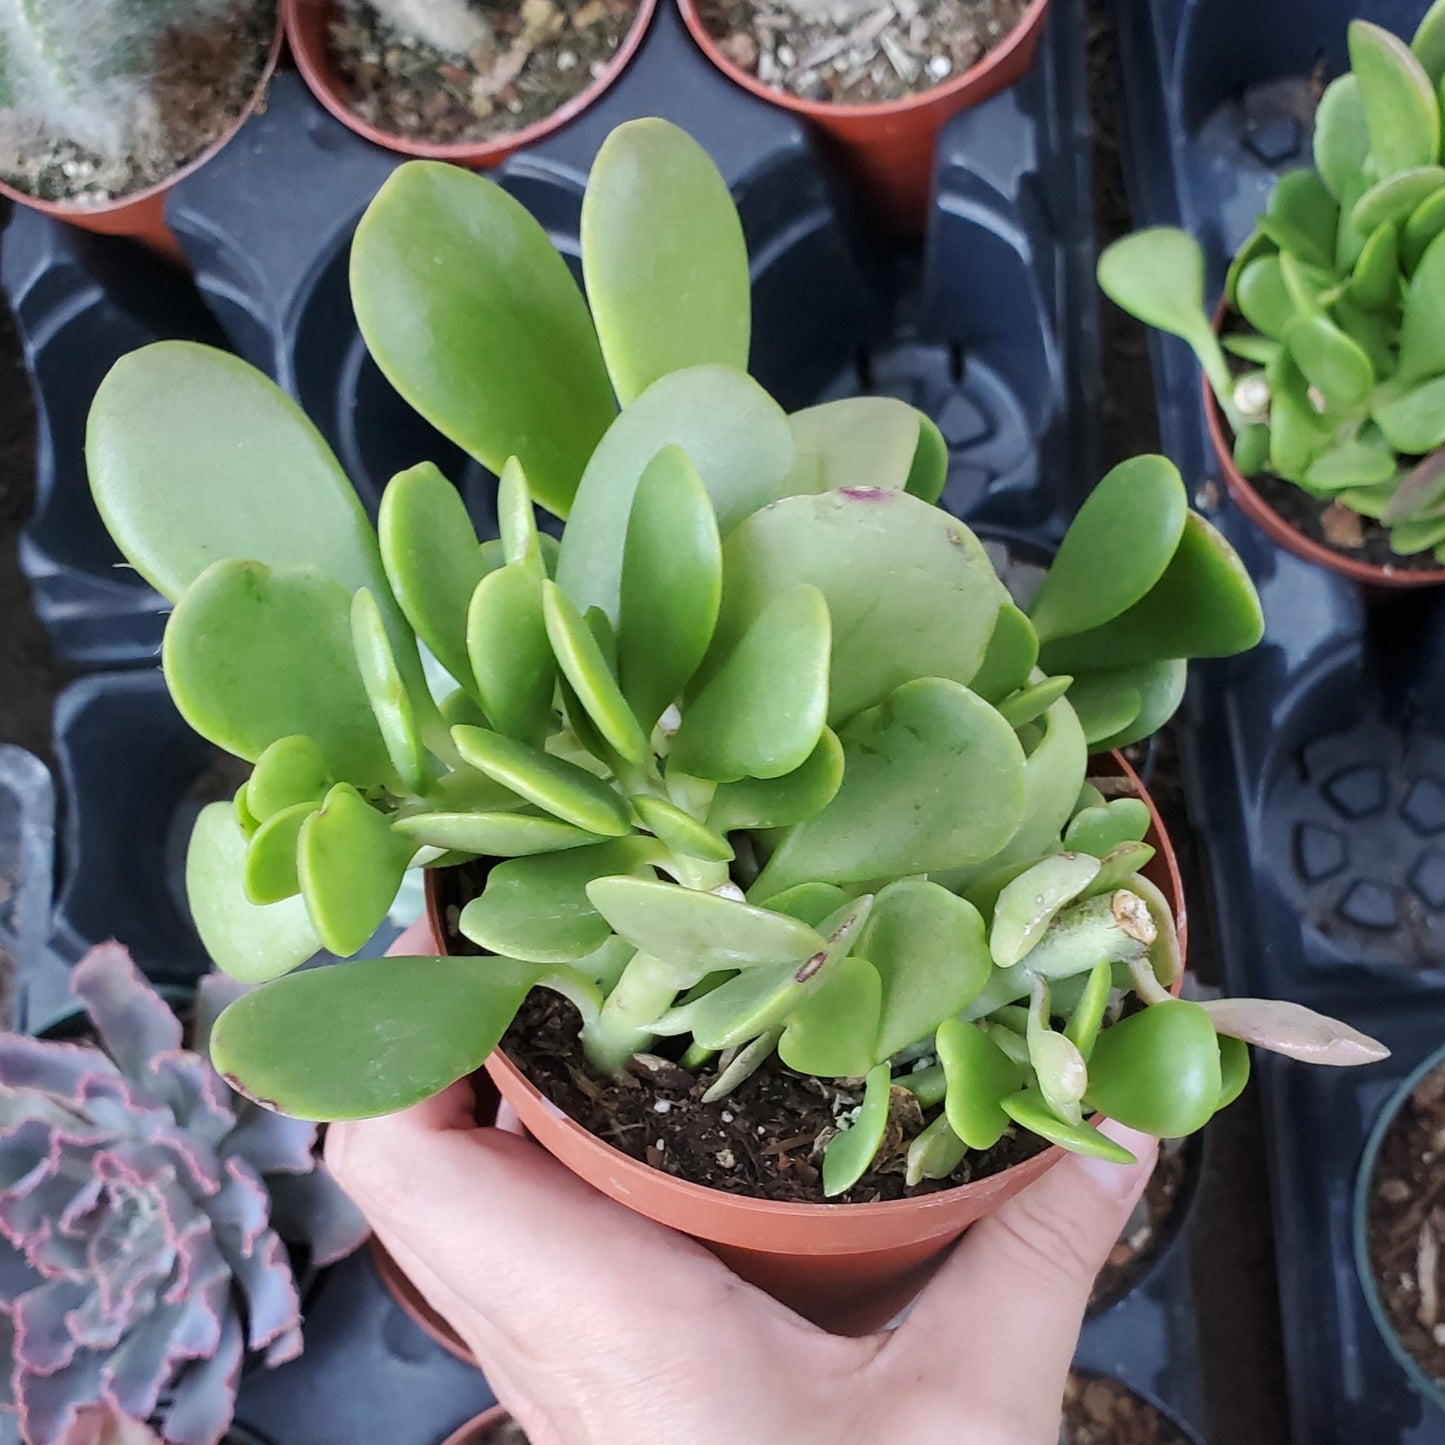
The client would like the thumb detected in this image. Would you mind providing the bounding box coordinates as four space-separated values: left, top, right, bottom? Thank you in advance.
898 1121 1156 1434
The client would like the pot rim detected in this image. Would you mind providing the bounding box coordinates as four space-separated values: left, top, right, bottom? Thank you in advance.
439 1405 513 1445
675 0 1050 121
1351 1035 1445 1414
0 8 284 221
431 749 1185 1227
1202 309 1445 589
368 1234 476 1366
282 0 659 163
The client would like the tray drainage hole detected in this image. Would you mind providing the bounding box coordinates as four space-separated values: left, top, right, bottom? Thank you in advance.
947 341 966 385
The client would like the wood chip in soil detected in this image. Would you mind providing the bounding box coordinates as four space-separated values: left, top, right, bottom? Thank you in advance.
1060 1372 1194 1445
695 0 1028 105
1088 1137 1189 1312
0 0 276 205
1368 1060 1445 1387
328 0 640 147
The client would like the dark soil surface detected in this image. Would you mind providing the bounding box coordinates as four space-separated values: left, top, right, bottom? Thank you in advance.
0 1 276 205
499 988 1047 1205
1088 1138 1188 1313
693 0 1029 105
1367 1060 1445 1390
475 1419 529 1445
329 0 640 146
1061 1372 1193 1445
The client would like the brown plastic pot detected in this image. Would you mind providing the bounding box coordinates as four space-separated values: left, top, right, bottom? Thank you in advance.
423 750 1183 1336
369 1235 475 1365
0 15 283 264
677 0 1049 234
1203 312 1445 589
440 1405 519 1445
284 0 657 166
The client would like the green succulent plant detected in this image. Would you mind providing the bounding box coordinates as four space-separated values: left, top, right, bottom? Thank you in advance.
87 117 1382 1198
1097 2 1445 560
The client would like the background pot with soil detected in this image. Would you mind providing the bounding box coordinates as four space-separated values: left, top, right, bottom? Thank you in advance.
1356 1038 1445 1413
284 0 656 165
1097 5 1445 589
0 0 282 260
678 0 1049 232
442 1406 529 1445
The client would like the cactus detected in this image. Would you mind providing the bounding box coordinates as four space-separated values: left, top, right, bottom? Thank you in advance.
86 118 1385 1201
0 0 249 193
365 0 492 57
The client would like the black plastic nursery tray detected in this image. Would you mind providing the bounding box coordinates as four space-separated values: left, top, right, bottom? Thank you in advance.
0 1 1222 1440
1114 0 1445 1439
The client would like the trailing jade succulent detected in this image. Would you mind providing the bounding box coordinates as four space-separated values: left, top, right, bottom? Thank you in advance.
1098 1 1445 560
86 116 1383 1200
0 944 367 1445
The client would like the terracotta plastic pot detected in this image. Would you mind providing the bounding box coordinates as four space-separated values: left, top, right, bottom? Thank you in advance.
1202 345 1445 590
284 0 658 166
677 0 1049 234
0 14 283 264
423 750 1184 1336
369 1235 475 1365
1352 1039 1445 1413
441 1405 518 1445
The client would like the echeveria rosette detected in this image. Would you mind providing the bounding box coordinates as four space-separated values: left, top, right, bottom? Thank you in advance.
1097 0 1445 560
0 944 367 1445
84 113 1382 1200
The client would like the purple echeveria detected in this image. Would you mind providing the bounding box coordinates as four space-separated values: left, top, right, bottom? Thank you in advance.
0 944 369 1445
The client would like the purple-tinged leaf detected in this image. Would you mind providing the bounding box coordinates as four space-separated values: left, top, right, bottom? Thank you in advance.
1200 998 1389 1064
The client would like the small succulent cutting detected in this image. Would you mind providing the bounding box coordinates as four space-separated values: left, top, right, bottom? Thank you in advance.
87 117 1382 1200
0 944 367 1445
1098 1 1445 560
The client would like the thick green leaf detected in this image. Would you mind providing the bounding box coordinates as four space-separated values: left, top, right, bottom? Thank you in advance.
248 736 330 822
209 953 545 1120
393 811 604 855
1352 167 1445 233
1404 186 1445 269
1038 513 1263 671
87 343 386 605
1414 0 1445 83
542 581 648 765
672 584 830 782
996 675 1073 731
459 838 659 962
991 854 1101 968
1386 448 1445 523
938 1017 1026 1150
1224 229 1278 309
752 678 1026 894
1028 455 1188 644
379 463 490 692
632 795 732 862
1064 796 1150 857
670 959 804 1050
1081 660 1189 752
1375 374 1445 452
1399 229 1445 382
907 413 949 504
243 802 314 905
586 876 825 970
1351 19 1441 172
1064 959 1113 1059
1057 669 1139 746
299 784 414 956
1084 1000 1222 1137
1351 222 1401 309
704 727 844 832
860 881 992 1060
999 1092 1138 1162
496 456 544 576
763 882 852 928
187 803 321 983
970 604 1039 703
1313 74 1370 201
708 488 1008 725
1278 251 1333 314
351 161 615 516
1263 168 1339 270
906 1114 968 1186
779 955 883 1077
581 118 750 405
1390 513 1445 553
1217 1035 1251 1110
1286 312 1374 410
822 1064 891 1196
618 445 722 733
1268 352 1333 481
164 561 391 784
1236 255 1298 339
451 726 632 836
1304 440 1399 493
555 365 793 618
467 564 556 748
352 588 427 795
234 780 259 839
1222 336 1280 367
784 397 923 495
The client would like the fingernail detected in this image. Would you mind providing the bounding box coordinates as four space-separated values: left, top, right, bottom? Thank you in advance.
1073 1119 1158 1196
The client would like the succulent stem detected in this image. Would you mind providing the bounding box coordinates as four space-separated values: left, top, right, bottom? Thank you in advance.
581 951 690 1074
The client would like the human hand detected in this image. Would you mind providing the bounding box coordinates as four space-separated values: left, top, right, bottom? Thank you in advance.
327 926 1157 1445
